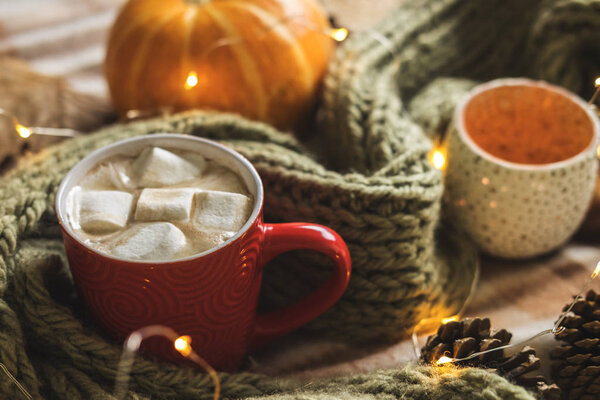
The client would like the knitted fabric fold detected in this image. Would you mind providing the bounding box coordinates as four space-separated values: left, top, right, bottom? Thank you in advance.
1 0 598 398
0 239 532 400
0 112 480 399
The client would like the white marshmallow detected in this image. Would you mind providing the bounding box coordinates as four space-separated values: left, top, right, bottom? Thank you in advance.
134 188 195 221
180 152 208 172
77 190 134 233
193 167 247 194
194 190 252 232
112 222 187 260
132 147 204 187
80 160 134 190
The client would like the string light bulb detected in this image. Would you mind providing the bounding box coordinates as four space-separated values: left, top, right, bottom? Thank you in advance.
185 71 199 90
436 356 454 365
174 335 192 357
330 27 348 42
411 314 464 359
15 123 31 139
441 315 459 324
429 148 446 170
592 261 600 279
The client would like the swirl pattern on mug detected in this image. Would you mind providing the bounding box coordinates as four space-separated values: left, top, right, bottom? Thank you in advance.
153 252 232 305
67 242 117 286
63 214 266 369
197 233 262 327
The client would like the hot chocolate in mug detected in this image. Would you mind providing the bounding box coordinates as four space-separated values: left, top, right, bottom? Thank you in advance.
55 134 351 371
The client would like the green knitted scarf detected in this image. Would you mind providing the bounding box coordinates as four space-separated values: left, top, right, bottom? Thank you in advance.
1 0 598 398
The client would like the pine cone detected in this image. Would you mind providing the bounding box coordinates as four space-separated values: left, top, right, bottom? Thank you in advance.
422 317 560 399
551 290 600 400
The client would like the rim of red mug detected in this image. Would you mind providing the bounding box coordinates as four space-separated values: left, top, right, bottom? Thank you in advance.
454 77 600 171
55 133 264 264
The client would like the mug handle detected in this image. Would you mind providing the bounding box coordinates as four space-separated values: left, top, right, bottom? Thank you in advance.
249 222 351 349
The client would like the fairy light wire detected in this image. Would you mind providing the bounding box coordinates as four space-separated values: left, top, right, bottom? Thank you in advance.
22 127 79 137
365 29 395 59
0 108 79 139
0 362 32 399
434 261 600 366
114 325 220 400
436 329 553 365
552 261 600 335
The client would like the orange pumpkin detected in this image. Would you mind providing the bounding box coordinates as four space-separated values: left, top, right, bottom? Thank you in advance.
105 0 334 131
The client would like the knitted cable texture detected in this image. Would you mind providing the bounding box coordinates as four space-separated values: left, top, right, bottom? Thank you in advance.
1 0 598 398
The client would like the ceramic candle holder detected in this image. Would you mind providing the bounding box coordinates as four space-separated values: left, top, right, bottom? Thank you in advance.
444 78 600 259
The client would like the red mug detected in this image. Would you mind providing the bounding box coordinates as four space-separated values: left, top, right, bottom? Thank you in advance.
55 134 351 371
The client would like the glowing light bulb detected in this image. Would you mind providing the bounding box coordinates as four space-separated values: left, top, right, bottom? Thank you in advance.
436 356 454 365
185 72 198 90
595 77 600 87
15 124 31 139
592 261 600 279
429 148 446 170
174 335 192 357
441 315 459 324
330 28 348 42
